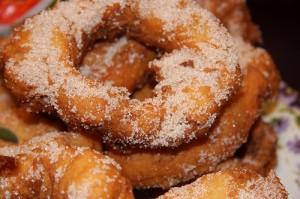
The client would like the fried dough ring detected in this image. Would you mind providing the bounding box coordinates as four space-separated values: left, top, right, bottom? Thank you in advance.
196 0 262 44
217 121 277 176
4 0 240 148
1 35 154 147
158 169 287 199
80 37 155 93
106 40 280 188
0 133 133 199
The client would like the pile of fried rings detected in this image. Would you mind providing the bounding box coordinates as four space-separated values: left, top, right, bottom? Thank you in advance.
0 0 288 198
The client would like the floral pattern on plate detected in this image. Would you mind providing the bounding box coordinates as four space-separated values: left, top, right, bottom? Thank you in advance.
264 82 300 199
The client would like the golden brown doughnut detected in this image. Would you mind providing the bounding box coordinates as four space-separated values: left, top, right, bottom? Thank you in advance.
158 169 287 199
106 40 280 188
0 132 133 198
3 0 240 148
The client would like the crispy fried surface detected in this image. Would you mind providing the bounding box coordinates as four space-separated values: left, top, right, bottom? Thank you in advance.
1 35 57 146
158 169 287 199
217 121 277 176
1 35 62 146
0 133 133 199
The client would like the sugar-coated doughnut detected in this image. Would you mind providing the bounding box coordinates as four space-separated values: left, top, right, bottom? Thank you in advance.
0 133 133 198
106 39 280 188
4 0 240 148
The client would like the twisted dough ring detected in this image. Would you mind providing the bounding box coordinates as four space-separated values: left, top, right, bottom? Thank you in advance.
4 0 240 148
106 40 280 188
0 133 133 198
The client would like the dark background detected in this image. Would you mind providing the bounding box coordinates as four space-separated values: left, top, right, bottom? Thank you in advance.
247 0 300 90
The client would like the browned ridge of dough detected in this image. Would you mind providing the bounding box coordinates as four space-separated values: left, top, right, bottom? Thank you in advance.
216 121 278 176
158 169 288 199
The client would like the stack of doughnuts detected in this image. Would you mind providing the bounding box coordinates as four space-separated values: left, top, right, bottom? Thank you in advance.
0 0 288 198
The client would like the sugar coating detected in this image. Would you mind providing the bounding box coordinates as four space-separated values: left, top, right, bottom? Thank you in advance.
5 0 239 148
79 36 147 84
197 0 261 43
158 170 287 199
238 171 288 199
0 132 126 198
80 37 129 79
234 37 267 73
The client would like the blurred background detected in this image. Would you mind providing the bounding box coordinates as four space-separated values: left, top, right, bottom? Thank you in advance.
248 0 300 90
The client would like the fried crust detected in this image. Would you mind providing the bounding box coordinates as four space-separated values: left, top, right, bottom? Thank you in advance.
0 133 133 198
158 169 287 199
